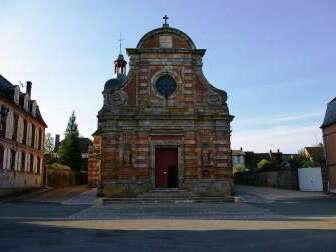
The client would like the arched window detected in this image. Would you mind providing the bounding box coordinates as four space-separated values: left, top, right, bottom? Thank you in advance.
21 152 25 172
30 154 34 173
31 124 35 148
13 113 18 142
22 119 27 145
37 157 40 174
38 128 42 150
11 150 15 170
0 145 4 169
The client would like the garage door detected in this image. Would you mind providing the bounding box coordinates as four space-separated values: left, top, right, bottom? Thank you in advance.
298 167 323 192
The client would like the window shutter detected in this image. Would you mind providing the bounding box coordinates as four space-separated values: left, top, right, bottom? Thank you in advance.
25 153 29 172
35 127 39 149
27 123 32 146
7 149 11 170
5 111 14 139
3 148 8 169
17 152 22 171
17 117 24 143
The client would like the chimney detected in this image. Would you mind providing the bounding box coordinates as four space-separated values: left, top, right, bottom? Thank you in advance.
240 147 243 151
26 81 32 96
55 134 60 152
277 149 280 153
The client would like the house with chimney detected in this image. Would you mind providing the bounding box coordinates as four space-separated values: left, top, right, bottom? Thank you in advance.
0 74 47 190
321 97 336 193
52 134 92 173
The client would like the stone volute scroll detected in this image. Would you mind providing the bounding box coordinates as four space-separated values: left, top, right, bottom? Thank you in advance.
107 90 128 106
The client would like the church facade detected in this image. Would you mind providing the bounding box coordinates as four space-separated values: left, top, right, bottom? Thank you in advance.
88 19 234 197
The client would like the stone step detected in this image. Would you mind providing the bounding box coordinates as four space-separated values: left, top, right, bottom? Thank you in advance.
138 193 195 198
137 190 196 199
151 188 186 193
103 197 234 204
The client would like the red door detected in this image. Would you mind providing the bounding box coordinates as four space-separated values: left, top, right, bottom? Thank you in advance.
155 148 178 188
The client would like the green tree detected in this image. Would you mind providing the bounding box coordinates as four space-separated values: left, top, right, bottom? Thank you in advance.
59 111 82 171
257 159 277 171
296 149 314 168
44 132 54 154
257 159 270 170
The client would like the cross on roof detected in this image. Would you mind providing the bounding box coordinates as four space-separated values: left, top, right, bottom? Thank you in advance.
118 33 124 54
163 15 169 25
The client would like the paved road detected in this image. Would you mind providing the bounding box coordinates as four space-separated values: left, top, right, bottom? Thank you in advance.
0 185 335 251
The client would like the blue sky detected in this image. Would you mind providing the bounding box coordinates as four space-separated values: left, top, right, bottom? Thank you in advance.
1 0 335 153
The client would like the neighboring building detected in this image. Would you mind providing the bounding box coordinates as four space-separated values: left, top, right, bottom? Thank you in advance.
52 134 93 171
321 97 336 193
302 146 324 165
0 75 47 188
232 148 246 173
244 150 284 171
89 18 234 197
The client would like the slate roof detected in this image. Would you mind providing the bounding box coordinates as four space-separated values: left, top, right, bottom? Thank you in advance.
58 137 92 153
0 74 47 127
232 149 245 156
104 73 126 90
0 74 15 100
321 97 336 128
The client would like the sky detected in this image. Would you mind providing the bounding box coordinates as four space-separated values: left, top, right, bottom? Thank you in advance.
1 0 335 153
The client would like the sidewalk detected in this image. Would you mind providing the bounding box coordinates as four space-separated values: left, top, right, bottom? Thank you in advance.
235 185 329 203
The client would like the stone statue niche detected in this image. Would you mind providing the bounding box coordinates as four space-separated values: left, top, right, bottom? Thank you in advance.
201 147 212 166
122 146 133 167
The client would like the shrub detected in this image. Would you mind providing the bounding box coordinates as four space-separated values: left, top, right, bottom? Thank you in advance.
46 163 76 187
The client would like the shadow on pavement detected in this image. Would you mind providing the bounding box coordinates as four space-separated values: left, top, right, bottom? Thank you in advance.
0 220 335 252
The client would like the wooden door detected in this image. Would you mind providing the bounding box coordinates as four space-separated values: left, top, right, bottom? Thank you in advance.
155 148 178 188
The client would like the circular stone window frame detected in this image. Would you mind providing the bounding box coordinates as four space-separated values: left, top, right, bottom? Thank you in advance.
151 70 180 99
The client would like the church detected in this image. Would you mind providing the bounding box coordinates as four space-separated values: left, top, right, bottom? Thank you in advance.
88 17 234 197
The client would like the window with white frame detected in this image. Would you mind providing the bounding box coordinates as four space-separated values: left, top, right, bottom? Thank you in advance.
17 117 24 143
10 149 15 170
24 94 29 111
14 151 20 171
25 153 30 172
3 148 11 170
33 156 37 174
26 123 32 146
0 145 4 169
32 101 37 116
34 126 39 149
21 152 25 171
5 110 14 139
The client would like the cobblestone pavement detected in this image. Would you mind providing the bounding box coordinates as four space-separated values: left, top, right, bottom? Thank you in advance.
69 202 283 220
0 186 335 251
20 185 92 204
62 188 97 205
235 185 329 203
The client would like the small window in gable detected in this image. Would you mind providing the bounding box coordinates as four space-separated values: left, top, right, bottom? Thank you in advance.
32 101 37 116
24 94 29 112
14 86 20 105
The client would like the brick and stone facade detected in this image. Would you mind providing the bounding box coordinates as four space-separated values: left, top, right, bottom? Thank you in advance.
0 75 46 188
321 97 336 193
89 21 234 197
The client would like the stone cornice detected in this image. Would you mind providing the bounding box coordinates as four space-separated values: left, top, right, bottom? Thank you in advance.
127 48 206 56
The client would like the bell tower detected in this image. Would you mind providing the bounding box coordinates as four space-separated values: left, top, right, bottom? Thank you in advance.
114 34 127 75
114 54 127 75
